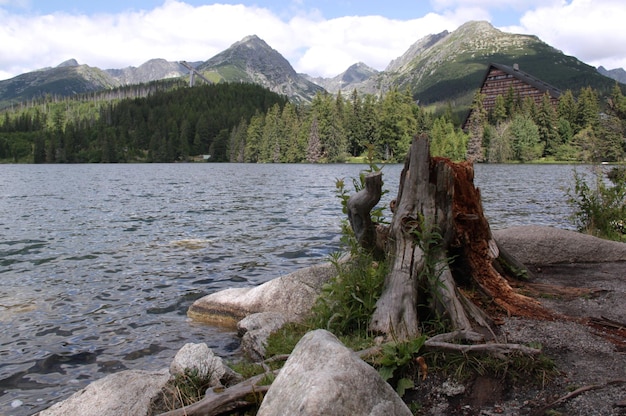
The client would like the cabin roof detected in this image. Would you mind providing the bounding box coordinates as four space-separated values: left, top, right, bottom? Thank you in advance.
483 62 562 99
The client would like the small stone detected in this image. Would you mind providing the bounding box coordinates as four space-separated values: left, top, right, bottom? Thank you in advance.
440 380 466 397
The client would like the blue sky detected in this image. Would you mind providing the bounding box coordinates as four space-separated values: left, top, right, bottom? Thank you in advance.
1 0 625 80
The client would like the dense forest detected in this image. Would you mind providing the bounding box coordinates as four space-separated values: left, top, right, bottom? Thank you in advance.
1 80 625 164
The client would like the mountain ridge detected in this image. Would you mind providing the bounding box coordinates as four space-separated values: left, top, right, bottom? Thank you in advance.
196 34 325 103
0 21 622 110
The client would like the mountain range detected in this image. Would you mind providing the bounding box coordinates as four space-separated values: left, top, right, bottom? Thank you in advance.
0 21 622 111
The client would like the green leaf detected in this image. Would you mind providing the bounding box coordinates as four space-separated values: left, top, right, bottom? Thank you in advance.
378 365 396 381
396 377 415 397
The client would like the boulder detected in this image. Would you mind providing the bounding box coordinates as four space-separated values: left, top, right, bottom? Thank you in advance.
170 342 241 387
37 369 170 416
493 225 626 265
237 312 288 361
188 261 336 326
257 329 412 416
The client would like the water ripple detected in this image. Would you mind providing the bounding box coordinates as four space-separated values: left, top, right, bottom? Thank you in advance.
0 162 579 415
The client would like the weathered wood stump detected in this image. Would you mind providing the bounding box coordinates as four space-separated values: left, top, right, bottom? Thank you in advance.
347 134 553 341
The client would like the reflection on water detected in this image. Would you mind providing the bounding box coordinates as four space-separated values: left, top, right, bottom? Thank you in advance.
0 162 578 415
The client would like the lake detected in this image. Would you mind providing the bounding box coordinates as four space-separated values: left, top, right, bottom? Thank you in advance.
0 162 581 415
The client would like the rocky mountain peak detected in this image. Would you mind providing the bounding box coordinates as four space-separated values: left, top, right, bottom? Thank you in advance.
199 35 324 103
57 59 79 68
598 66 626 84
239 34 263 45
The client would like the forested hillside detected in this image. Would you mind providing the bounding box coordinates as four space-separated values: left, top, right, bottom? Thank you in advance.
1 81 625 164
0 82 288 163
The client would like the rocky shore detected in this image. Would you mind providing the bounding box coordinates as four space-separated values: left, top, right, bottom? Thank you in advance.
37 226 626 416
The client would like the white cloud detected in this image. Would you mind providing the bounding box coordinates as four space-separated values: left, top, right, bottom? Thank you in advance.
0 0 624 81
0 0 482 80
430 0 562 12
0 2 294 78
287 10 483 77
504 0 626 70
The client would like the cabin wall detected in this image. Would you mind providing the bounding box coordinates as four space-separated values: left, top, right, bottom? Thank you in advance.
480 68 559 112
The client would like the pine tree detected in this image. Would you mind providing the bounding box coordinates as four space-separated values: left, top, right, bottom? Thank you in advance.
345 89 366 157
229 118 248 163
377 88 417 162
306 117 323 163
491 94 507 124
536 93 560 157
576 86 600 131
558 90 577 129
244 113 264 163
466 91 487 162
510 114 542 162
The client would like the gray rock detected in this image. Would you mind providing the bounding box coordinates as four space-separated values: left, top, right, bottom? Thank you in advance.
493 225 626 265
37 369 170 416
170 343 241 387
188 261 336 325
238 312 288 361
439 380 466 397
257 329 412 416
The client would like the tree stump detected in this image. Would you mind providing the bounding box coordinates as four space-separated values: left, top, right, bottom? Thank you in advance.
348 134 553 341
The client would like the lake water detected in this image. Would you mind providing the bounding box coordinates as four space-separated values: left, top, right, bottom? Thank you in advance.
0 163 581 415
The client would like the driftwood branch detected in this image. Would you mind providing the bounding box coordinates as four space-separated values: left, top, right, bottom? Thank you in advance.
423 341 541 357
355 331 541 361
427 330 485 343
532 379 626 416
158 372 274 416
346 170 384 256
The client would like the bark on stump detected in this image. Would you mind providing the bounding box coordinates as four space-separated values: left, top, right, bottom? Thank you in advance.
347 134 553 341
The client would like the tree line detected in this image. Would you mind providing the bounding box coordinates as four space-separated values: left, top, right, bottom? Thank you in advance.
0 82 288 163
468 84 626 163
0 80 625 163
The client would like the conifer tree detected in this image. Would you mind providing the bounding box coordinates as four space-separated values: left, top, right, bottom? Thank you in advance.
491 94 507 123
576 86 600 131
557 90 577 129
378 88 416 161
244 113 264 163
306 117 323 163
466 91 487 162
536 92 560 156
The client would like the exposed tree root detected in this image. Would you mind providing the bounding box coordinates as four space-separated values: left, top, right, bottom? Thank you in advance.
349 135 557 342
356 330 541 361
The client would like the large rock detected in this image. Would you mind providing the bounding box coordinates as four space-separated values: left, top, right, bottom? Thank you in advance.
170 343 241 387
238 312 288 361
188 261 336 326
37 369 170 416
493 225 626 265
257 329 412 416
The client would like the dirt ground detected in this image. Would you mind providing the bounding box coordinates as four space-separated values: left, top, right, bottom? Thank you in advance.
406 261 626 416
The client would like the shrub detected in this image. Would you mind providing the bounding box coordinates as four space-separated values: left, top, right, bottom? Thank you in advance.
568 165 626 241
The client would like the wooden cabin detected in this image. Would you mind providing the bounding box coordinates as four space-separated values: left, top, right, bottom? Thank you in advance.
463 63 562 129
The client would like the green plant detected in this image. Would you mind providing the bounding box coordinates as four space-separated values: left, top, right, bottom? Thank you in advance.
335 147 389 231
308 251 387 337
264 323 309 358
568 165 626 241
155 367 214 411
309 157 391 337
375 336 427 396
408 214 454 333
227 360 267 380
425 346 557 386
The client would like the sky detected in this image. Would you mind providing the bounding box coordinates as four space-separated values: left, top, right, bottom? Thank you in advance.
0 0 625 81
